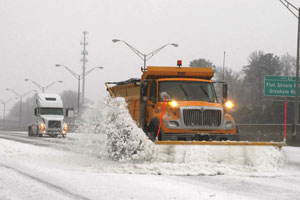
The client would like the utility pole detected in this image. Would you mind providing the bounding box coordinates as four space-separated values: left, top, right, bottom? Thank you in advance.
279 0 300 136
80 31 88 106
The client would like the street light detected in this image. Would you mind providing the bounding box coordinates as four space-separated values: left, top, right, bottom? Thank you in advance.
5 89 36 128
112 39 179 71
55 64 103 113
279 0 300 136
24 79 63 93
0 98 17 129
81 66 103 106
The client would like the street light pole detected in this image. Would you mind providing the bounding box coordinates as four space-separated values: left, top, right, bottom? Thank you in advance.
24 79 63 93
5 89 37 128
279 0 300 136
56 64 81 113
222 51 226 80
5 89 22 127
44 81 63 91
0 98 16 129
2 102 5 129
112 39 179 71
56 64 103 113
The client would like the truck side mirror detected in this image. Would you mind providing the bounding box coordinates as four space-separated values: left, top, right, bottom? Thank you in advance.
223 83 228 100
160 91 170 101
66 108 74 118
143 96 147 102
34 108 37 116
140 82 148 103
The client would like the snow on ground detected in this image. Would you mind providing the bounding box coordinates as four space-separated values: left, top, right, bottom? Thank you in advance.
1 96 300 199
74 96 285 176
0 135 300 200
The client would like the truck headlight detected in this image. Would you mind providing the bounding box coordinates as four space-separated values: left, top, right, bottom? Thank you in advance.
63 123 68 131
225 101 234 109
168 100 178 107
40 123 45 130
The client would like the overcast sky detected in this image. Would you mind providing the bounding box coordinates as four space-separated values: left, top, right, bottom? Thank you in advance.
0 0 299 111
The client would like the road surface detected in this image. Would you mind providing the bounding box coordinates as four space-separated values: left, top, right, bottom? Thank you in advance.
0 130 300 200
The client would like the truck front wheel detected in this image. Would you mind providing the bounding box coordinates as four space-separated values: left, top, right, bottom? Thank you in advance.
36 125 42 137
148 120 163 142
28 126 32 136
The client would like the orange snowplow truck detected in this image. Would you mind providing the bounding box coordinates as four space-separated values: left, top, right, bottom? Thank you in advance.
106 65 239 142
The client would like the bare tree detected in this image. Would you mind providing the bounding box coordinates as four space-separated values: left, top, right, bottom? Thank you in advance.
280 53 296 76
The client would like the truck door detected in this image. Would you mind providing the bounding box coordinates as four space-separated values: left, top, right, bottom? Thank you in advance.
146 80 157 124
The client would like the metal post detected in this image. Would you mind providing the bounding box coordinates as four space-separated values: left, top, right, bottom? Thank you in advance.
19 96 22 128
81 31 88 106
143 55 147 71
112 39 178 72
78 75 81 113
2 103 5 129
294 8 300 136
222 51 226 80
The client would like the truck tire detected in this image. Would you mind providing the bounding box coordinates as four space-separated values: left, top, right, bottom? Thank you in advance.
148 120 163 142
28 126 32 136
36 125 42 137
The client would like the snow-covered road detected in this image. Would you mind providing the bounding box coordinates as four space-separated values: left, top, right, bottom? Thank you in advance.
0 131 300 200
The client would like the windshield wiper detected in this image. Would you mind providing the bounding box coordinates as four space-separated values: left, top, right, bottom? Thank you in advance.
179 84 188 100
199 85 211 101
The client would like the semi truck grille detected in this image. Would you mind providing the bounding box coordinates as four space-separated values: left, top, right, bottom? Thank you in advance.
48 121 61 128
183 109 221 127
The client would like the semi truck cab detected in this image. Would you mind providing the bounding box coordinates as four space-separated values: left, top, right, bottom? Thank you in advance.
28 93 71 137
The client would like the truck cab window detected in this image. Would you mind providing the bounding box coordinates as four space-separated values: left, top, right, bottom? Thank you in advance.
149 81 157 103
159 81 217 102
40 108 64 115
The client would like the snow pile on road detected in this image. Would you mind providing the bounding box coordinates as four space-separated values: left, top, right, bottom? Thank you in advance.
127 145 285 176
75 96 285 176
77 96 155 162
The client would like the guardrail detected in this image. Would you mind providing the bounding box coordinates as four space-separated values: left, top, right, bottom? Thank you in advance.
238 124 300 146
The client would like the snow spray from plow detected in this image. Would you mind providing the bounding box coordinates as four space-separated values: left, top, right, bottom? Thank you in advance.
76 97 286 175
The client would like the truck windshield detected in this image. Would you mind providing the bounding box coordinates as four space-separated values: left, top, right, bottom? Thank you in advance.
159 81 217 102
40 108 63 115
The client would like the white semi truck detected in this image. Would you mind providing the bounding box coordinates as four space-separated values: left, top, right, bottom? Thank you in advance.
28 93 72 137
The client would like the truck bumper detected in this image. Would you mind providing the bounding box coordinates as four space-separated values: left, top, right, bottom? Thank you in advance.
39 129 67 136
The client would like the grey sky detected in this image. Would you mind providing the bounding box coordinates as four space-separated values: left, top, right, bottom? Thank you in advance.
0 0 299 111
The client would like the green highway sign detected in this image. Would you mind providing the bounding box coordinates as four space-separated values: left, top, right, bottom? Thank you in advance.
264 75 300 97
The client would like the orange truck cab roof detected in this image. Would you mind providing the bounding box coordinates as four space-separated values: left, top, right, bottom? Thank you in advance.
141 66 214 80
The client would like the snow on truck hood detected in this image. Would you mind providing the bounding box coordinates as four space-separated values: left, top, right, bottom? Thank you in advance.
40 115 64 121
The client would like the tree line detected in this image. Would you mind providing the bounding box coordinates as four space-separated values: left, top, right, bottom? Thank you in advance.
190 50 296 124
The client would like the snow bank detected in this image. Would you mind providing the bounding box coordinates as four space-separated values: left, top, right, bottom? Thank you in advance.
76 96 155 162
75 96 285 176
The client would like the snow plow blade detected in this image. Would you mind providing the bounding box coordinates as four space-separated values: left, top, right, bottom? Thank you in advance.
155 140 286 149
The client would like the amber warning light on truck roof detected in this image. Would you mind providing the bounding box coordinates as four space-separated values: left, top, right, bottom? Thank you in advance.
177 60 182 67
